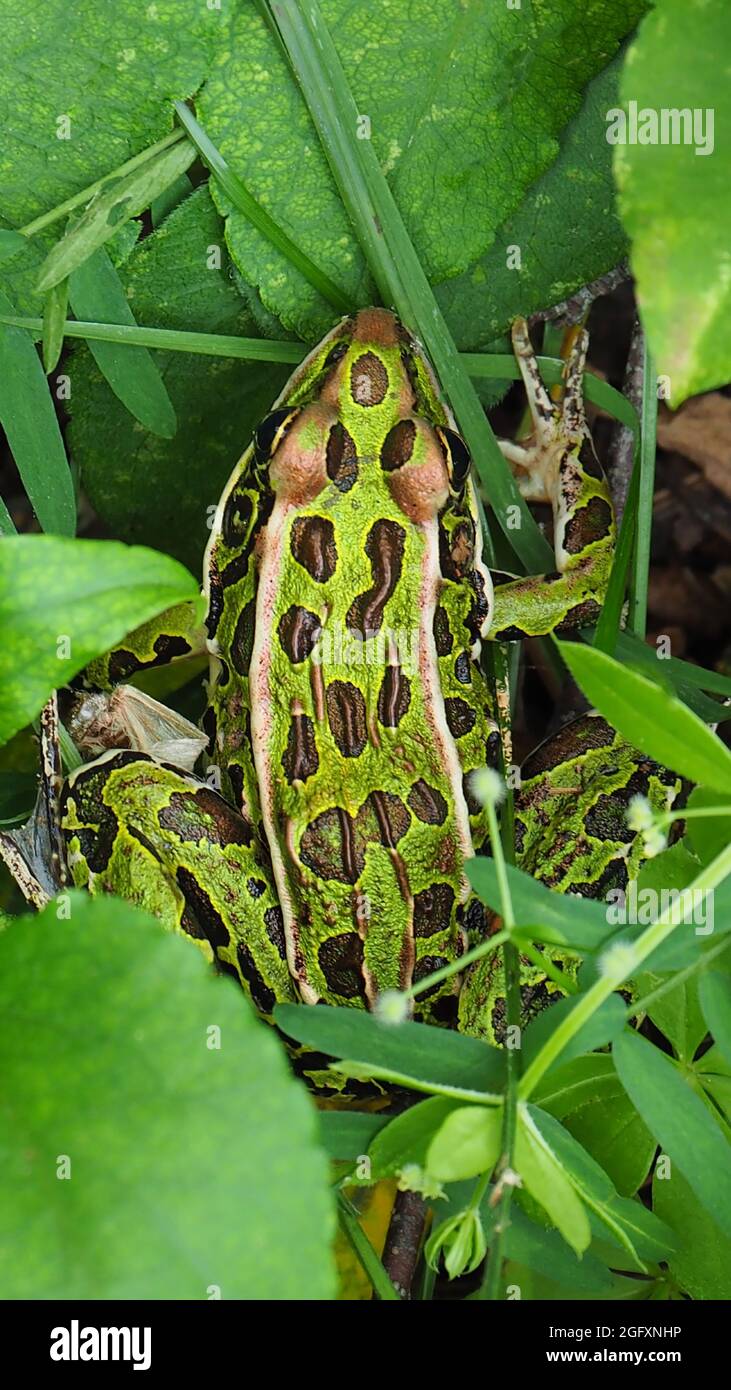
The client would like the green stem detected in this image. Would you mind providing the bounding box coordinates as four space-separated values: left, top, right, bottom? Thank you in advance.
18 130 185 237
629 338 657 638
518 841 731 1100
173 101 351 314
336 1193 400 1300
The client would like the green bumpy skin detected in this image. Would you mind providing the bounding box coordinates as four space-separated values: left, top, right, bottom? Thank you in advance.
56 310 669 1058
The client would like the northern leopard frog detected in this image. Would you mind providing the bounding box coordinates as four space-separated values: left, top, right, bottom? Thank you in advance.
2 310 686 1078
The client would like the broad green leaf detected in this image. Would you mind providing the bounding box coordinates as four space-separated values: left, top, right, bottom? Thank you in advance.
0 536 198 745
558 639 731 793
68 187 289 571
199 0 644 339
653 1164 731 1300
68 247 176 437
318 1110 387 1161
467 857 611 953
634 969 707 1061
36 138 196 292
615 0 731 403
534 1055 657 1197
527 1103 674 1266
522 994 626 1072
502 1205 618 1295
274 1003 504 1097
614 1028 731 1236
367 1096 462 1180
438 58 628 347
515 1104 591 1255
0 894 335 1299
686 787 731 867
427 1104 503 1183
0 0 213 229
0 289 75 535
0 229 26 261
0 771 37 826
699 970 731 1066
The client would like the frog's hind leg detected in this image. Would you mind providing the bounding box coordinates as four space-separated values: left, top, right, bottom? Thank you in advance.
60 750 296 1016
0 694 66 907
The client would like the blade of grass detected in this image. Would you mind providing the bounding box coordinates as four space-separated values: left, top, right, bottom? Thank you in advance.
464 355 639 431
261 0 554 572
42 278 69 374
18 130 186 239
336 1193 400 1300
173 101 352 315
68 249 177 438
0 315 306 363
591 448 639 654
0 291 75 535
628 337 657 638
0 495 16 536
36 139 197 292
150 172 193 227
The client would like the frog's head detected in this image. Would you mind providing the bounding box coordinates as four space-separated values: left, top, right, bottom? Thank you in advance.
259 309 472 523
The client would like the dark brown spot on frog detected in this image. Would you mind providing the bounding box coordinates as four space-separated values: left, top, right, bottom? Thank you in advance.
318 931 367 999
585 793 636 844
106 634 192 685
433 605 453 656
221 488 253 548
235 941 277 1014
579 437 605 482
226 762 245 811
454 652 471 685
362 789 410 848
555 597 602 635
467 569 490 640
206 555 224 639
377 666 411 727
325 422 358 492
350 351 389 406
159 788 252 846
300 806 364 884
562 496 613 556
220 550 250 589
230 599 257 676
290 514 338 583
326 680 367 757
346 519 405 638
427 993 460 1026
413 882 454 936
463 897 490 940
264 904 287 961
381 419 416 471
463 773 483 817
520 715 615 779
277 605 322 663
408 780 448 826
247 876 266 899
201 705 217 754
282 709 319 783
412 955 450 999
176 866 230 952
445 697 476 739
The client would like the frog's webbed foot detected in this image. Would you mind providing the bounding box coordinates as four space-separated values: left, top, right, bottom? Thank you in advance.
489 318 615 640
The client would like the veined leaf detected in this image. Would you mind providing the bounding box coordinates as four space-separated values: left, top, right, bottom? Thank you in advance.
0 536 199 745
515 1104 591 1256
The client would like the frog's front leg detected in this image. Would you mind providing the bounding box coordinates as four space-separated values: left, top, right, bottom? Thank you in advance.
488 318 616 641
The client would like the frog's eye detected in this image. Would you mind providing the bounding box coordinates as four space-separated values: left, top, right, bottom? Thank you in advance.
436 426 472 491
253 407 300 465
323 340 348 370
